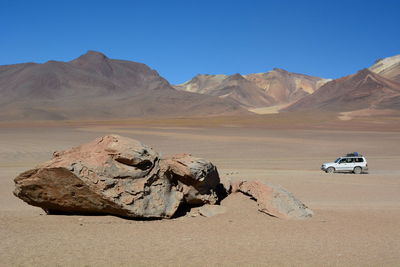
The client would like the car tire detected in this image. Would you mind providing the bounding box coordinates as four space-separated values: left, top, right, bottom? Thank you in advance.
327 167 335 174
353 166 362 174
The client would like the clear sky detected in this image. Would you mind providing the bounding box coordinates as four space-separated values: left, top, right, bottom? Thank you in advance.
1 0 399 84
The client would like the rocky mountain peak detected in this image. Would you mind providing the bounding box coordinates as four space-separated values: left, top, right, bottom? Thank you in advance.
272 68 289 73
75 50 108 61
70 50 112 76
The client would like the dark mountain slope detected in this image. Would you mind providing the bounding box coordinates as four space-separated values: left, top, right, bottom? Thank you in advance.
0 51 246 120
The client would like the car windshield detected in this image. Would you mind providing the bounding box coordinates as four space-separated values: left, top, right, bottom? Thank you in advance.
334 158 341 163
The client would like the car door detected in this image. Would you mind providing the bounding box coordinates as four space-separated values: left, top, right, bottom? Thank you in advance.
345 157 355 171
337 158 348 171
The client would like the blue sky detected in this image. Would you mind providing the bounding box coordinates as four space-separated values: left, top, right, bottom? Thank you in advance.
0 0 399 84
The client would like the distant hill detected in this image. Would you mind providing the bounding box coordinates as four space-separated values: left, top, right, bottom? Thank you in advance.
175 68 329 108
0 51 246 120
176 73 275 108
244 68 330 103
283 69 400 112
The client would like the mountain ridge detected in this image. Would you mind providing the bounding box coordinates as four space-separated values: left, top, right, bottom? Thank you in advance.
175 68 329 108
1 51 400 120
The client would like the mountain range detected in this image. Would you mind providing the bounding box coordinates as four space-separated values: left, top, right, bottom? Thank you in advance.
0 51 399 120
0 51 245 120
177 54 400 113
175 69 330 108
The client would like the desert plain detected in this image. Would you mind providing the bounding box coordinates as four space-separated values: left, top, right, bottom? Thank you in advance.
1 115 400 267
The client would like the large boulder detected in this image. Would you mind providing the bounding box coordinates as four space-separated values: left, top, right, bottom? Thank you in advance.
233 180 313 219
13 135 222 219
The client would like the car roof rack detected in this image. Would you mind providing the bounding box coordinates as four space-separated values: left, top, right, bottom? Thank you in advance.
345 152 363 157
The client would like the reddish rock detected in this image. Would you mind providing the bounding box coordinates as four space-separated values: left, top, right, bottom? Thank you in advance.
236 180 313 219
14 135 222 219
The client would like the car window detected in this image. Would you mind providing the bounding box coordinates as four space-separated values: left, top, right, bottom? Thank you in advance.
355 158 364 162
339 158 347 163
335 158 341 163
346 158 354 163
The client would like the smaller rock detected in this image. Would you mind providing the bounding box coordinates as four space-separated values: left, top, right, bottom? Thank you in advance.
198 205 227 217
237 180 313 219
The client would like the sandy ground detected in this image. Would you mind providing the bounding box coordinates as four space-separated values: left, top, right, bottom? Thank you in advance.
1 124 400 266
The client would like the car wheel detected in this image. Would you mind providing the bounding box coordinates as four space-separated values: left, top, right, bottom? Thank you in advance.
327 167 335 174
353 166 362 174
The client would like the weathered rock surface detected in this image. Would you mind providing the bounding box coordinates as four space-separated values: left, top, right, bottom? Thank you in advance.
234 180 313 219
13 135 222 219
163 153 221 205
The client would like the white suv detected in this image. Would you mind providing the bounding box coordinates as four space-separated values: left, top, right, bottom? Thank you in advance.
321 153 368 174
